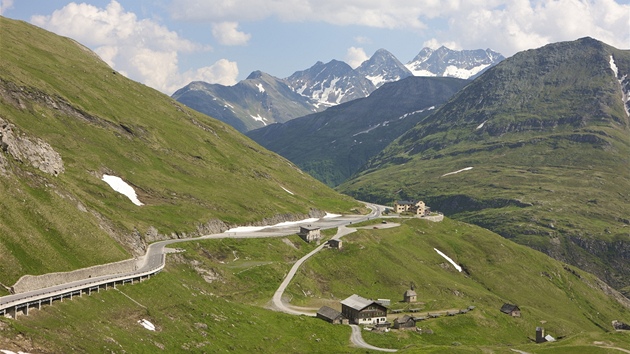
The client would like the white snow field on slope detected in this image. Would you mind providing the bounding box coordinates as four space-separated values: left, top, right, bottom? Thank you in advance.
441 167 473 177
138 319 156 331
101 174 144 206
281 186 295 195
434 248 462 272
226 217 320 233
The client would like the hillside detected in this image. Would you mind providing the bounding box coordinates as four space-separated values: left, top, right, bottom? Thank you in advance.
340 38 630 290
172 71 320 133
247 76 468 186
0 17 359 286
2 218 629 352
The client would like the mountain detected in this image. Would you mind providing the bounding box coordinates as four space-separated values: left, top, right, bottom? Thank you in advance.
285 59 375 107
0 17 358 286
406 46 505 79
355 48 413 88
174 47 504 133
2 19 630 352
340 37 630 290
247 76 468 186
171 70 320 133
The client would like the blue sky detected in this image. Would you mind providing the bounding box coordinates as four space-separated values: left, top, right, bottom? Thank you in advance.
2 0 629 94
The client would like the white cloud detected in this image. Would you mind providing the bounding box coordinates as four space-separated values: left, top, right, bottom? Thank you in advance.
169 0 629 56
0 0 13 15
354 36 372 44
422 38 461 50
170 0 430 29
345 47 369 68
212 22 251 46
30 1 237 94
439 0 630 55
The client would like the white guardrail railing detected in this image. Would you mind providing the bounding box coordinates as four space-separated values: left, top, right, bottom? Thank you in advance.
0 253 165 312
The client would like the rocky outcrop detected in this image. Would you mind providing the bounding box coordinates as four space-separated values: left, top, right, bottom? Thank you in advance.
612 320 630 330
0 117 64 176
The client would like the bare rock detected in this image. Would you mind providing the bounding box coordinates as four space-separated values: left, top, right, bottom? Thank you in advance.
0 117 64 176
612 320 630 330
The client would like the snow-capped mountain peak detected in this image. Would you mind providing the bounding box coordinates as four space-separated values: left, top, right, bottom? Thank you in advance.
356 48 413 88
406 46 505 79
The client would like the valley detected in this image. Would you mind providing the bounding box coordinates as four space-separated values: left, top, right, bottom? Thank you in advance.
1 14 630 354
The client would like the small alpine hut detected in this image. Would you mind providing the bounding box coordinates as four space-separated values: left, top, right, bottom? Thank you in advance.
500 303 521 317
341 294 388 325
316 306 347 324
298 225 321 243
404 283 417 303
326 239 343 249
393 315 416 329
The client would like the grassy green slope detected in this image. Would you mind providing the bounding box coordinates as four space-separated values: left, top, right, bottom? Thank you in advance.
339 38 630 289
2 219 629 352
287 218 630 351
0 17 358 285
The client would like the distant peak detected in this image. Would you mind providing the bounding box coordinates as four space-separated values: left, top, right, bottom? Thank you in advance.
246 70 265 80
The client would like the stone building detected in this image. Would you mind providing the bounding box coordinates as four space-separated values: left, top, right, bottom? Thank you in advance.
500 303 521 317
316 306 347 324
341 294 388 325
393 200 427 216
298 226 321 243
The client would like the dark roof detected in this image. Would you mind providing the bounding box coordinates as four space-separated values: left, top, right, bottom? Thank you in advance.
395 315 414 323
300 226 320 231
317 306 343 320
396 200 416 205
500 303 520 314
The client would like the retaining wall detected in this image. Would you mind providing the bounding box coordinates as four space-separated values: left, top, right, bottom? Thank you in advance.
12 258 137 294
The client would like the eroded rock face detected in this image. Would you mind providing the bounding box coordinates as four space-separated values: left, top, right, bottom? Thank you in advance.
0 117 64 176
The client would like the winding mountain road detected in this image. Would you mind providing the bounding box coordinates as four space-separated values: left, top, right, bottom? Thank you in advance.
271 225 358 316
1 203 397 351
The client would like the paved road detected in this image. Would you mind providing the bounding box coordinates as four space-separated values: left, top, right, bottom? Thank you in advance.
350 325 398 352
0 203 383 310
1 202 398 351
271 225 359 316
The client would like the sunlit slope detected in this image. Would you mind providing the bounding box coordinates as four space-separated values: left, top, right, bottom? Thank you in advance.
340 38 630 289
0 17 358 285
287 218 630 349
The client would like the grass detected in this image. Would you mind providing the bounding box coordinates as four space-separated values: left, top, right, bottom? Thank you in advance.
0 17 359 283
339 39 630 290
1 219 630 352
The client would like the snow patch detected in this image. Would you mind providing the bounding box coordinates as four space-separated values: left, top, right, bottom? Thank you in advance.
324 212 341 218
281 186 294 195
443 64 490 79
366 74 386 87
476 120 487 130
434 248 462 272
610 55 619 78
405 67 437 77
138 319 156 331
1 351 32 354
256 83 265 93
441 167 473 177
352 123 381 136
398 106 435 120
102 175 144 206
226 217 320 233
250 114 268 125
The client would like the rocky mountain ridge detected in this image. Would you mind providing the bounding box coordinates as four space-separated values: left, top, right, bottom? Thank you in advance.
174 46 504 132
340 37 630 290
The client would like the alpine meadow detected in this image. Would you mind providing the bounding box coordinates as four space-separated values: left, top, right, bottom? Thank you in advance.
1 15 630 354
